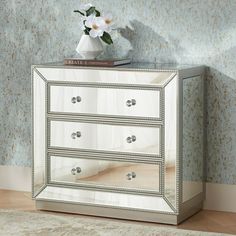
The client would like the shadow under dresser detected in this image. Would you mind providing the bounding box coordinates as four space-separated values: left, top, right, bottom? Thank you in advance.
32 62 205 224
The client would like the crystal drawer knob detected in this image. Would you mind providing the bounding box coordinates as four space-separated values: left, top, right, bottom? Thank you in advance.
71 167 81 175
71 131 81 139
126 135 136 143
126 172 136 180
126 99 136 107
71 96 82 104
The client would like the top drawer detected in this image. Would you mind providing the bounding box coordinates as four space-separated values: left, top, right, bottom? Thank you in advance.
49 85 162 120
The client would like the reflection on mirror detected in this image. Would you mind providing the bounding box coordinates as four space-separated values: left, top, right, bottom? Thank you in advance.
50 121 161 156
38 186 174 213
50 86 160 119
50 155 160 193
33 74 46 196
164 77 177 208
182 76 204 202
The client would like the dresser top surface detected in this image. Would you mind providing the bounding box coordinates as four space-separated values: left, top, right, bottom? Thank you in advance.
34 61 204 72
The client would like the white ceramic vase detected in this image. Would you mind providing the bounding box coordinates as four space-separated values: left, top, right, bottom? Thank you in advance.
76 34 103 59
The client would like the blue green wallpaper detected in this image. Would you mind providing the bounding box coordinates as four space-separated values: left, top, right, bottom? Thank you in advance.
0 0 236 184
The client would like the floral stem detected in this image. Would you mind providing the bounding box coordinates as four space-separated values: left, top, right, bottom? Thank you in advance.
74 10 84 16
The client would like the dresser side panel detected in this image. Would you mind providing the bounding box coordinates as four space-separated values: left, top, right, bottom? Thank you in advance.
182 76 204 203
32 71 47 197
164 76 178 211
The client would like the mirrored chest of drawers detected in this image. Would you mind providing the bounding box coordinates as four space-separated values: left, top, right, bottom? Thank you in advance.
32 63 205 224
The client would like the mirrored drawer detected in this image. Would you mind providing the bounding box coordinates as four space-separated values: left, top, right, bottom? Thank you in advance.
49 85 161 119
49 120 161 157
49 155 160 193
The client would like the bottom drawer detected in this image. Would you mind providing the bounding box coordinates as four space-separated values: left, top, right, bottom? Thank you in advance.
49 155 160 193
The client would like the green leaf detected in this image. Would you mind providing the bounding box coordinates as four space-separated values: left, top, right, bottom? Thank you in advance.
73 10 85 16
101 32 113 45
86 7 96 16
95 10 100 17
84 27 91 35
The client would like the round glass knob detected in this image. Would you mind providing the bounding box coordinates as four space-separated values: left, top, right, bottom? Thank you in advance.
71 96 82 103
126 99 136 107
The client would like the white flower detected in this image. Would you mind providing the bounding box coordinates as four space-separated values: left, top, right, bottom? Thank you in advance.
79 21 85 30
85 15 104 38
79 16 86 30
101 13 114 33
79 3 93 12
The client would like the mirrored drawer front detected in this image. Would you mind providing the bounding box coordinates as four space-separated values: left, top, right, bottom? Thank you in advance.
49 85 161 119
49 120 161 156
50 155 160 193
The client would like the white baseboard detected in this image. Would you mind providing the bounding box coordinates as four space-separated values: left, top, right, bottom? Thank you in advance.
0 166 235 213
0 165 31 192
203 182 236 213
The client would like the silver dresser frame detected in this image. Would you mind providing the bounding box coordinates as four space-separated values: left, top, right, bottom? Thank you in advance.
32 63 206 225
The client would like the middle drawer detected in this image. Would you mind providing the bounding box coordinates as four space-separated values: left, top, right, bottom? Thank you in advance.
49 120 161 157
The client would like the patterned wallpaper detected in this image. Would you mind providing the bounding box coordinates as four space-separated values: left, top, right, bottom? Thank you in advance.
0 0 236 184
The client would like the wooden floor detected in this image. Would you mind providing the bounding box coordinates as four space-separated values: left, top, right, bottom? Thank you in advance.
1 189 236 235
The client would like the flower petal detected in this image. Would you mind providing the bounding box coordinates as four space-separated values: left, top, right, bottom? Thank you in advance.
79 3 93 11
79 20 86 30
95 16 105 26
103 12 113 20
89 29 98 38
84 14 97 28
97 29 104 37
104 26 112 33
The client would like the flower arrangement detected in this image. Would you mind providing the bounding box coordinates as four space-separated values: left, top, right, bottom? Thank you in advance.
74 3 114 45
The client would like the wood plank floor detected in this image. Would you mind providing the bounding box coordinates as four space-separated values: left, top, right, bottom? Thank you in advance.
0 189 236 235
